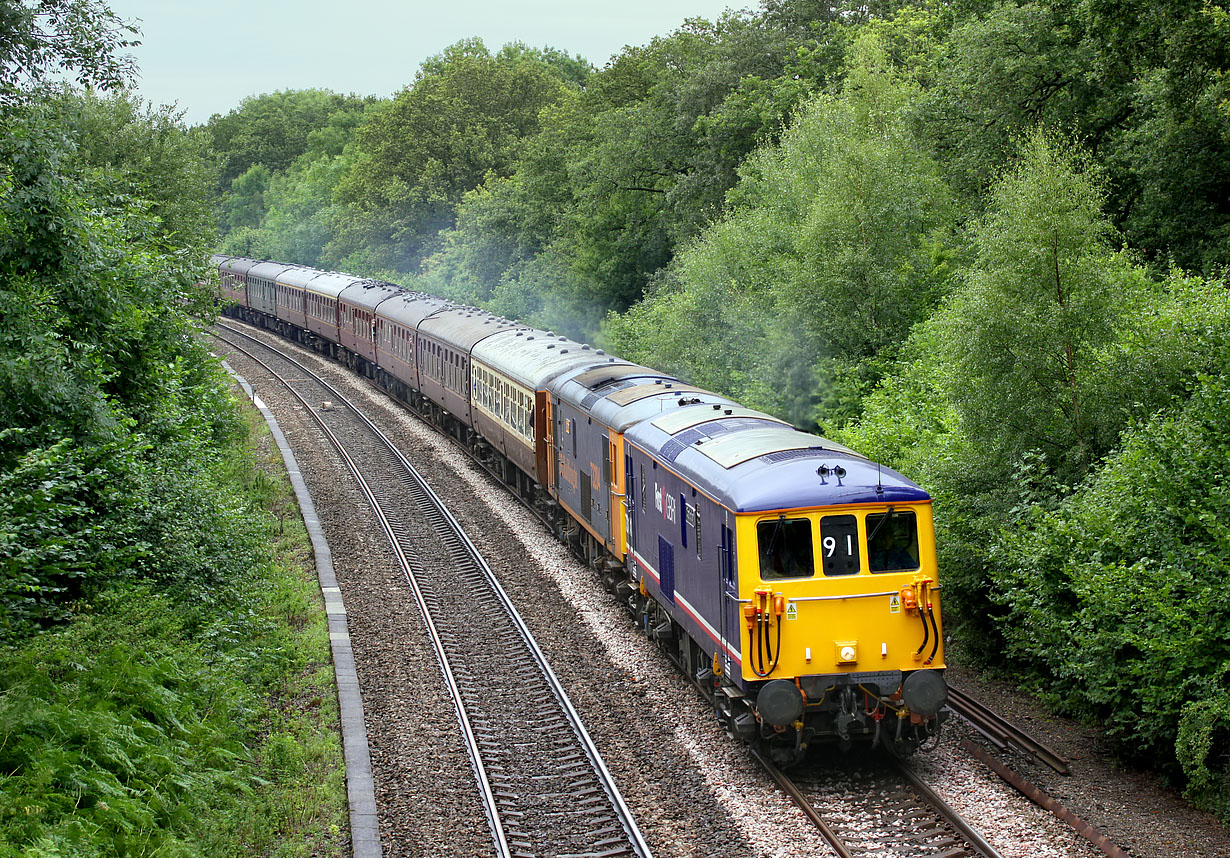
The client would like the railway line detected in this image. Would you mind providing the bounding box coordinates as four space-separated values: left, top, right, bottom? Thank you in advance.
214 323 653 858
756 748 1006 858
752 747 1003 855
946 687 1071 775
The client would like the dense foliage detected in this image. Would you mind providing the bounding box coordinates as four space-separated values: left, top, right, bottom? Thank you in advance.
1 1 346 852
199 0 1230 822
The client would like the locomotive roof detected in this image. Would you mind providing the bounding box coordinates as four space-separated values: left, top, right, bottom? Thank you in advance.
337 279 403 311
626 405 929 512
418 306 525 351
552 365 739 433
303 270 366 299
375 291 452 327
472 328 610 390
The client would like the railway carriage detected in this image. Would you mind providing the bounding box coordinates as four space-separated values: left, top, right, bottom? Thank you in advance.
246 261 296 318
218 256 263 315
302 271 363 348
373 291 452 404
415 307 523 437
273 266 326 333
470 329 607 496
212 255 244 305
337 280 402 372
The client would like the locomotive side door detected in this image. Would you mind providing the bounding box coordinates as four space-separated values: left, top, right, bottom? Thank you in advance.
546 397 560 495
602 433 614 547
624 452 635 549
718 510 737 677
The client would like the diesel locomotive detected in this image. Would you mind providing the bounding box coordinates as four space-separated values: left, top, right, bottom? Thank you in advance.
214 255 949 765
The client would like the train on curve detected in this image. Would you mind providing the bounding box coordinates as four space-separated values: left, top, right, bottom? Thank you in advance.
214 255 949 765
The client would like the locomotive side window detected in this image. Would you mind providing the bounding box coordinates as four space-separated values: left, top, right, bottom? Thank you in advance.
820 514 860 576
867 509 920 573
758 517 814 580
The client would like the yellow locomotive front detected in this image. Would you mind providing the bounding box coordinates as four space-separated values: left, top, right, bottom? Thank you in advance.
726 498 948 762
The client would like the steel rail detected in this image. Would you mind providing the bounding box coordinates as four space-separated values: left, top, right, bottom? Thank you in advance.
216 331 512 857
214 324 654 858
750 747 855 858
896 761 1009 858
756 739 1008 858
947 686 1071 775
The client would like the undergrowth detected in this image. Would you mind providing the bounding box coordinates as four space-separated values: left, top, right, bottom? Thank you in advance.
0 397 346 857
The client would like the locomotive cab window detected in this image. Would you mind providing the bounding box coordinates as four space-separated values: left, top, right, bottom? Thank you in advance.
758 517 814 580
867 509 920 573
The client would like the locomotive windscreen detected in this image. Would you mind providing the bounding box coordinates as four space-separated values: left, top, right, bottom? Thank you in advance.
758 517 815 579
867 509 920 572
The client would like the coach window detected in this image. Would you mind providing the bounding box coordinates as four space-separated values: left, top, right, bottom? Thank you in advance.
758 516 814 580
867 509 920 573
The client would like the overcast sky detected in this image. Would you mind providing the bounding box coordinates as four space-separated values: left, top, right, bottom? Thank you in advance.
107 0 747 125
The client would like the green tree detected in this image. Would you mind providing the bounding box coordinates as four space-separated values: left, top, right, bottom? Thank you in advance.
1 17 228 634
218 98 380 263
419 10 857 338
326 39 575 272
939 129 1149 478
608 33 955 426
0 0 137 90
223 163 271 232
991 363 1230 795
919 0 1230 271
206 89 374 193
57 88 217 248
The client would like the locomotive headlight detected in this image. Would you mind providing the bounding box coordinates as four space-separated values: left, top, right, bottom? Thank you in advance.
835 641 858 664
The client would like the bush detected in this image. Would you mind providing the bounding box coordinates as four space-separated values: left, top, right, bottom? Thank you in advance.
992 374 1230 796
0 404 346 856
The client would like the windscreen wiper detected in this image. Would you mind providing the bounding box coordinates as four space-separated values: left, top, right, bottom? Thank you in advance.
866 505 895 544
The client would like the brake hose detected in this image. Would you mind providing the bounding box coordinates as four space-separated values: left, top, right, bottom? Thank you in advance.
751 608 783 678
915 602 930 656
926 603 940 664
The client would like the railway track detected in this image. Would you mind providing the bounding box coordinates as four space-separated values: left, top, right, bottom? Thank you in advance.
946 686 1071 775
214 323 653 858
755 749 1006 858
